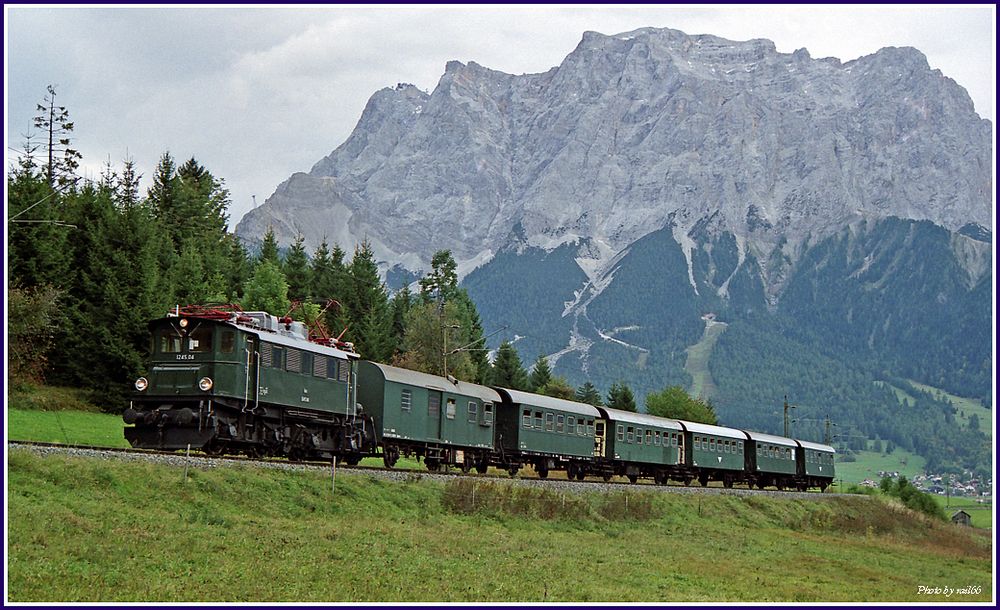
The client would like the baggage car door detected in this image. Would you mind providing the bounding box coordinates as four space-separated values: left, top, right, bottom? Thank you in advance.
427 391 442 440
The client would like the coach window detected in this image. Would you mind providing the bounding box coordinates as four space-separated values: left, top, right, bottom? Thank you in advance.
401 389 412 411
645 430 652 445
567 417 576 435
694 437 700 450
617 424 625 442
535 411 543 429
636 429 642 445
522 409 532 428
626 427 634 443
654 432 661 446
556 414 564 433
468 401 478 423
672 434 678 448
220 330 236 353
587 420 595 436
738 441 744 452
483 403 493 425
545 413 554 432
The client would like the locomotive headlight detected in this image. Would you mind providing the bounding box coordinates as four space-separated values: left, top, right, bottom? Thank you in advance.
198 377 214 392
135 377 148 392
179 318 189 328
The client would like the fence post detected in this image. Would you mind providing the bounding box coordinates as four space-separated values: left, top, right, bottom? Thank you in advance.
183 443 191 482
472 482 476 510
331 456 337 495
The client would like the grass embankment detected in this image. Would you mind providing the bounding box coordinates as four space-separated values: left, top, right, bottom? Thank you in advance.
6 449 993 603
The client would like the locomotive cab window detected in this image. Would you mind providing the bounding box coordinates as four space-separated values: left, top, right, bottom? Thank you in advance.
188 325 212 352
158 329 183 353
220 330 236 353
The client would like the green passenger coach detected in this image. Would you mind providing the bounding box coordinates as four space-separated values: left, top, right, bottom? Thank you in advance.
357 360 499 472
598 407 686 484
744 431 799 489
796 439 836 491
493 389 601 479
681 421 747 487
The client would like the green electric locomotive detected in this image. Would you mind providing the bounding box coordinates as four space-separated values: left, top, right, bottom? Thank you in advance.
124 305 377 461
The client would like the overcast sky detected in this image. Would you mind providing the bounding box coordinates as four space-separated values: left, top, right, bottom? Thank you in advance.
5 4 996 227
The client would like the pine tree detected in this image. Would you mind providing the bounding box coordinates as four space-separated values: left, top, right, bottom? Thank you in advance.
575 381 603 406
491 341 529 390
606 381 638 412
32 85 81 188
395 300 476 381
283 234 312 302
258 226 281 266
528 355 553 392
645 386 718 424
419 249 459 302
340 239 393 361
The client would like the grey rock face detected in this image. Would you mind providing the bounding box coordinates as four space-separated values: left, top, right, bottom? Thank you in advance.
236 27 992 285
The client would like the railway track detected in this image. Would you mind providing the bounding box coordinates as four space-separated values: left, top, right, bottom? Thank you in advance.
8 440 848 499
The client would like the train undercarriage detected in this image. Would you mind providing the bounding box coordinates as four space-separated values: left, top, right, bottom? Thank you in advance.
123 397 378 462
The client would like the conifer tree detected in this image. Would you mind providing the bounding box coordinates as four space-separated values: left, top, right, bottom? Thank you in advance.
528 355 553 392
283 234 312 302
607 381 638 413
33 85 81 188
339 239 393 361
538 376 575 400
491 341 529 390
575 381 603 406
258 226 281 266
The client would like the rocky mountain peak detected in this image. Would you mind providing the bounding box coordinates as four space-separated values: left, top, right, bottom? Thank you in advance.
236 26 991 290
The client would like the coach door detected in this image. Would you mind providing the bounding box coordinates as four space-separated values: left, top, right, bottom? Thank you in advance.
427 391 443 440
594 420 607 457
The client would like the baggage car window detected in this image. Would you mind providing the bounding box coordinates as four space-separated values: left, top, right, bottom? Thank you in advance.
468 401 478 423
567 417 576 435
221 330 235 353
483 403 493 425
401 389 412 411
429 393 440 417
545 413 554 431
523 409 532 428
617 425 624 442
446 399 456 419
